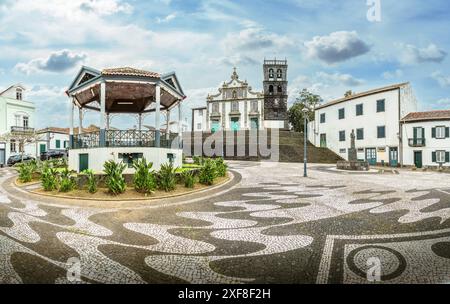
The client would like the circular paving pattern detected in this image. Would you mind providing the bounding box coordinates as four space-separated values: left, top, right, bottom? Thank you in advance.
1 162 450 284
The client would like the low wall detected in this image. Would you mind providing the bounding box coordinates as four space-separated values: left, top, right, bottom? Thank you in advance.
69 147 183 173
336 160 370 171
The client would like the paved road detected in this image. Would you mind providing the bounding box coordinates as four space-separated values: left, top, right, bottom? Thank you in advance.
1 162 449 284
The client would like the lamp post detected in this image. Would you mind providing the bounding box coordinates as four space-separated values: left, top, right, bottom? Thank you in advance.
302 107 309 177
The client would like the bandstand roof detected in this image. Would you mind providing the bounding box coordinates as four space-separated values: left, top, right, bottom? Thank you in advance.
66 66 186 114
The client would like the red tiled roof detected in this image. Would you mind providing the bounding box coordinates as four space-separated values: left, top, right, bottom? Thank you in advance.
402 110 450 122
316 82 409 110
102 67 160 78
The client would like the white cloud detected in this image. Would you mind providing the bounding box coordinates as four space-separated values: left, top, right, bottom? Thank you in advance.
304 31 371 64
436 98 450 106
15 50 87 74
316 71 364 86
432 71 450 87
156 12 177 24
399 43 447 65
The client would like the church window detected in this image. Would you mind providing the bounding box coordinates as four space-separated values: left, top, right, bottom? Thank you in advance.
251 101 258 112
277 69 282 79
269 85 274 94
212 103 219 113
231 101 239 112
269 69 274 79
277 85 282 93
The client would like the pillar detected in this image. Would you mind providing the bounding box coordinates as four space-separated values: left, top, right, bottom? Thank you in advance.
100 81 106 147
166 110 171 140
178 101 182 149
106 113 110 131
138 113 142 131
69 98 75 149
78 108 83 133
155 84 161 147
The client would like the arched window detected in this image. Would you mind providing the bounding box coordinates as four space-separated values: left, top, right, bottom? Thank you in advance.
269 85 274 94
269 69 274 79
232 90 237 99
277 85 282 93
277 69 282 79
16 88 23 100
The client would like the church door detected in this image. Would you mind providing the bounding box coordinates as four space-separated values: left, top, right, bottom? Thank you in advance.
250 118 259 130
211 121 220 133
230 118 240 131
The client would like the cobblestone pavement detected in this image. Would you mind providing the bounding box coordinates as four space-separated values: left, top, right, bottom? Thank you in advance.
1 162 450 284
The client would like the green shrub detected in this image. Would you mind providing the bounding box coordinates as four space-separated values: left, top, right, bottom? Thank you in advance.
132 158 156 194
83 169 98 194
214 157 228 177
199 159 217 185
158 163 177 192
193 156 204 166
58 168 75 193
181 170 196 188
103 160 127 195
41 167 58 191
18 163 33 183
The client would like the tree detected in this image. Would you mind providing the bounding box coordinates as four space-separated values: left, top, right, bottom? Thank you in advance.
0 131 39 161
288 89 322 133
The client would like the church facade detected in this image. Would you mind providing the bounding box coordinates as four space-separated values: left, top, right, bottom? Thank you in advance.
191 59 288 132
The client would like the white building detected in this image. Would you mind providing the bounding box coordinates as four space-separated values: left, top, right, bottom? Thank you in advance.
0 84 36 165
191 107 207 132
401 110 450 168
308 83 418 166
36 127 71 156
200 68 265 132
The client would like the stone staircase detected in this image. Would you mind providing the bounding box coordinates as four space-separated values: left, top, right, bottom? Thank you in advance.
183 130 343 164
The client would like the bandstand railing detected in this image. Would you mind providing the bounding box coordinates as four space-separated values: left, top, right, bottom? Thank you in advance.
72 130 179 149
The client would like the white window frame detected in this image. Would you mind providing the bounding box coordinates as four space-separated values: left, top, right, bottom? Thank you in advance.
231 101 239 112
198 111 203 117
436 126 446 139
23 116 29 128
437 150 446 163
16 89 23 100
15 114 21 127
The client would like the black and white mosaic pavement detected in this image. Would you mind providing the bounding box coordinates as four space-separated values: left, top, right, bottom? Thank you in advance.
0 162 449 284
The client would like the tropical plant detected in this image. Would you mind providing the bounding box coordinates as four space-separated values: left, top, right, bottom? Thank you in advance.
17 162 33 183
41 167 58 191
158 163 177 192
214 157 228 177
103 160 127 195
181 170 196 188
288 89 322 133
199 159 216 185
58 168 75 193
132 158 156 194
83 169 98 194
193 156 204 166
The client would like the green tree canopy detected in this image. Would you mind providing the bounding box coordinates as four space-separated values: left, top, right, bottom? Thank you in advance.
288 89 322 133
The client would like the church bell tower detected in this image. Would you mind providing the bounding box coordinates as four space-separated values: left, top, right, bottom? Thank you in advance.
263 59 288 129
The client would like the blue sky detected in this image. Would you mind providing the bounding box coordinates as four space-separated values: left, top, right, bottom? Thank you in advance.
1 0 450 129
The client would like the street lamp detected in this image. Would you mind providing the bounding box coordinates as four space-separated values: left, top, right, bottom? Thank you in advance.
302 107 310 177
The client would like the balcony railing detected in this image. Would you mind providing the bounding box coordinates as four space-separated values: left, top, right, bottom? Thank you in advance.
72 130 179 149
11 126 35 133
408 138 426 147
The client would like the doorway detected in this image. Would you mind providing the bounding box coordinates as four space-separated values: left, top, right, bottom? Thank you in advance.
79 154 89 172
0 149 5 166
389 147 398 167
366 148 377 165
230 118 240 131
414 151 423 169
320 134 327 148
250 118 259 130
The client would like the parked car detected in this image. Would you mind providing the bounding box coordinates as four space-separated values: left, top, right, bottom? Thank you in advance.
7 154 35 166
40 149 68 161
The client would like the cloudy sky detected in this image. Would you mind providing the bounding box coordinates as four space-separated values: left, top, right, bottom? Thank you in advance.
1 0 450 129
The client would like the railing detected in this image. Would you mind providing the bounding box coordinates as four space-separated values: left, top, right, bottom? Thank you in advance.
72 130 179 149
11 126 35 133
408 138 426 147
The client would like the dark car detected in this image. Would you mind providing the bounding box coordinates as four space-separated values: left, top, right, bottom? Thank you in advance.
7 154 35 166
40 149 68 161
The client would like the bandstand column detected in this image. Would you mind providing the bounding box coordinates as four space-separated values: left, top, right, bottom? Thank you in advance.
106 113 110 130
78 107 83 133
166 110 170 140
155 84 161 147
178 101 182 149
138 113 142 131
100 81 106 147
69 98 75 149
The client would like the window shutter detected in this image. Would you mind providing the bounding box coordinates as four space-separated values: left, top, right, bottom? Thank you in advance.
446 152 450 163
446 127 450 138
413 128 417 139
432 152 437 163
422 128 425 138
432 128 436 138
